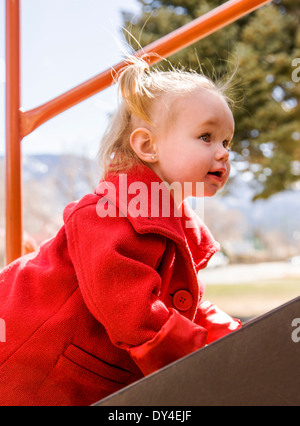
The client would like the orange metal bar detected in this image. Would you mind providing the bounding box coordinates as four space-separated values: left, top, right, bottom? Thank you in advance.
20 0 271 139
5 0 272 264
5 0 22 264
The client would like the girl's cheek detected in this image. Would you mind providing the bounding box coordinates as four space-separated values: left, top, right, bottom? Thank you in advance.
224 168 231 185
226 161 231 176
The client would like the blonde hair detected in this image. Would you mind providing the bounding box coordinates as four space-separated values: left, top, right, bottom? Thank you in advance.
99 55 233 177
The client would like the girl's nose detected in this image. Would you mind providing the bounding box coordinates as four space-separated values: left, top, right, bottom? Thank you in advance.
215 144 230 162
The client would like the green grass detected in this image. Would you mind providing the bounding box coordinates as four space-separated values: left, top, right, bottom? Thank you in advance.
204 279 300 319
205 279 300 298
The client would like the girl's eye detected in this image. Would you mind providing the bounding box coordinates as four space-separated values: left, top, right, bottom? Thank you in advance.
199 133 211 143
223 140 232 150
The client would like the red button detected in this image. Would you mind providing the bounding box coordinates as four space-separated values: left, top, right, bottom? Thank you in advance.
173 290 193 311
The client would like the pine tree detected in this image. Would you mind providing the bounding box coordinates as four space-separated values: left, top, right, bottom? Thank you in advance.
123 0 300 199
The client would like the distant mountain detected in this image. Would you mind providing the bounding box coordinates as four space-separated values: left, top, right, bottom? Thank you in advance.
1 153 299 232
0 154 299 266
22 153 101 192
1 153 100 206
0 154 102 267
222 176 300 239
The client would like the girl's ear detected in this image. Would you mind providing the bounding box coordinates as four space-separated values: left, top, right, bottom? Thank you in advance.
130 128 158 164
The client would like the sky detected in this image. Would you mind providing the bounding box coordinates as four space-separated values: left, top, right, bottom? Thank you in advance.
0 0 141 159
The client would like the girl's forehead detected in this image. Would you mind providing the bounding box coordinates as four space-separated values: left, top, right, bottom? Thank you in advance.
178 88 228 110
158 88 234 126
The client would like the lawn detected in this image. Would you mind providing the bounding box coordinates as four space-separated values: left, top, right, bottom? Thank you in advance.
204 278 300 321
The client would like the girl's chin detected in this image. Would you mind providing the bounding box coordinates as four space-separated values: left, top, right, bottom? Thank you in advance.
203 180 226 197
204 192 218 198
204 188 222 198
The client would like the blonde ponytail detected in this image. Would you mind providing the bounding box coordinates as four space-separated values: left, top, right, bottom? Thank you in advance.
117 56 154 124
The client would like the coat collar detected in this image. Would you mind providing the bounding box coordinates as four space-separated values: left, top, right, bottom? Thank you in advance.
95 164 219 270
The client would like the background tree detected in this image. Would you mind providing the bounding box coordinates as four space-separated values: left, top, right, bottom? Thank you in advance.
123 0 300 200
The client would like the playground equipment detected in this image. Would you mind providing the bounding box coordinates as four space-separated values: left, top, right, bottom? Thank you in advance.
95 296 300 406
5 0 272 265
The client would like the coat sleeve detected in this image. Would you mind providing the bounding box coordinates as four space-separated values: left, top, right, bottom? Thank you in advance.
65 203 208 376
195 300 242 344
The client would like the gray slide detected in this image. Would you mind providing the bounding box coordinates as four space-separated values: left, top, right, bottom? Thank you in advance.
95 296 300 406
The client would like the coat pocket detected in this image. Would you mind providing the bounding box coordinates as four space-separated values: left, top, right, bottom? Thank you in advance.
62 344 132 385
37 344 133 406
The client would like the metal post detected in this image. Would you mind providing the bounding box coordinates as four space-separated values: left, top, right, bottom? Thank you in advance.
5 0 22 264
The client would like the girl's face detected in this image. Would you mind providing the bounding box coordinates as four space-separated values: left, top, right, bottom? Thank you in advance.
152 89 235 201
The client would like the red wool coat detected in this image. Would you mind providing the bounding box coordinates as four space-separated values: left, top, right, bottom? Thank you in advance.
0 164 241 406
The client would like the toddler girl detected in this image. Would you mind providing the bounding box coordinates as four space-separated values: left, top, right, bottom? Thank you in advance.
0 56 241 406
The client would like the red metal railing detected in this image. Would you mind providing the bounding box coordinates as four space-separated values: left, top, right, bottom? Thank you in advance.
5 0 22 265
5 0 271 264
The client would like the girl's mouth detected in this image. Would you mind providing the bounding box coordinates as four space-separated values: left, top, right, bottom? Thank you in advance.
206 169 226 182
208 171 223 178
